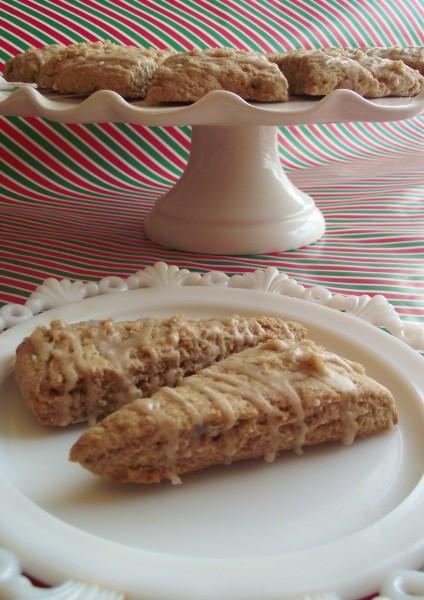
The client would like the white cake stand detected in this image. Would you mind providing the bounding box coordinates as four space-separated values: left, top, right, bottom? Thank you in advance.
1 82 424 254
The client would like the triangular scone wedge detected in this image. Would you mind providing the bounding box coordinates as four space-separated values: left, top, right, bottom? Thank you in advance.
15 315 306 427
70 338 398 484
36 40 173 98
360 46 424 76
269 50 384 97
145 48 289 103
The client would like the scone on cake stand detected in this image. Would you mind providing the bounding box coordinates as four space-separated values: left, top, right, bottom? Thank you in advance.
1 82 424 254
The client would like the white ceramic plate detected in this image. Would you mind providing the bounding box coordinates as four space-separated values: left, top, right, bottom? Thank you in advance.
0 284 424 600
1 80 424 125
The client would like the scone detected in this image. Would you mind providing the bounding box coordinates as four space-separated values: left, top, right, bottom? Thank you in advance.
15 315 306 427
36 40 173 97
269 50 384 96
351 54 423 96
360 46 424 75
321 48 424 96
145 47 289 103
3 44 65 83
70 338 398 484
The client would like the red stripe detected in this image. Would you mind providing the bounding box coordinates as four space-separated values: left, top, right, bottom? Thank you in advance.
0 150 104 200
164 0 245 48
79 0 166 47
283 0 348 46
104 124 186 173
2 120 147 197
266 0 333 47
221 0 291 51
113 0 217 49
193 0 265 49
0 18 47 47
332 0 389 46
69 123 175 183
0 38 22 56
9 0 96 44
40 0 141 46
249 0 311 49
0 174 154 210
360 1 410 46
126 0 216 46
30 119 154 194
5 3 77 45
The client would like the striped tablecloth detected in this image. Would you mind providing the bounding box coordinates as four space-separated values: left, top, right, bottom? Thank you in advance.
1 0 424 326
0 3 423 594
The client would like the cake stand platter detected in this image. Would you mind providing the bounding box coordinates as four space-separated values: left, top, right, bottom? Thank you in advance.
1 81 424 254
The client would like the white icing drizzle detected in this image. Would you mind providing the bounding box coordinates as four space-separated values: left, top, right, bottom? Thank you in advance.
160 386 203 426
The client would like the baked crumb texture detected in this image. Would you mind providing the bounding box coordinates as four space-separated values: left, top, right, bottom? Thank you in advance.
268 49 424 97
4 43 423 100
14 315 306 427
70 337 398 484
145 48 289 103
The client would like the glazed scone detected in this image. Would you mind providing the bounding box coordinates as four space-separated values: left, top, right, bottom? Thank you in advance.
269 50 384 96
145 47 289 103
70 338 398 484
351 54 424 96
3 44 65 83
15 315 306 427
37 40 173 97
360 46 424 75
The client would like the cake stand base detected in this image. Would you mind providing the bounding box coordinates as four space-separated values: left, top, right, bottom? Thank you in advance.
145 125 325 254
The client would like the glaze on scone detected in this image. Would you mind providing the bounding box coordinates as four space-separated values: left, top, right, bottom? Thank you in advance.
37 40 173 97
269 50 384 96
70 338 398 484
146 47 289 103
15 315 306 426
360 46 424 75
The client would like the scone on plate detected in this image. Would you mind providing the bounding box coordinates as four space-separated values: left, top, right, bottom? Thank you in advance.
70 338 398 484
3 44 65 83
4 40 173 98
269 48 424 97
269 50 384 97
15 315 306 427
145 47 289 103
36 40 173 97
360 46 424 75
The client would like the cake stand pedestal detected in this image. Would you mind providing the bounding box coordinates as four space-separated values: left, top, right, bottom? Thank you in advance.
145 125 324 254
1 84 424 254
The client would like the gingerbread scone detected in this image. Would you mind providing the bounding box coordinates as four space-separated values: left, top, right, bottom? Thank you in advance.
269 50 384 97
70 338 398 484
37 40 173 97
15 315 306 427
3 44 65 83
145 48 289 103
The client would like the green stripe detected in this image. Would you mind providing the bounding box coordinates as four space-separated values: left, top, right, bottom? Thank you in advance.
66 0 187 50
46 120 170 190
4 2 83 44
85 123 176 184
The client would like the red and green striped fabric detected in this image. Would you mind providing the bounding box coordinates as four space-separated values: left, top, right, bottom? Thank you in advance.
1 0 424 323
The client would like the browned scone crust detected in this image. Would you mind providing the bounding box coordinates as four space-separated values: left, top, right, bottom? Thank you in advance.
70 338 398 484
36 40 173 97
145 47 289 103
15 315 306 427
269 50 385 97
3 44 64 83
